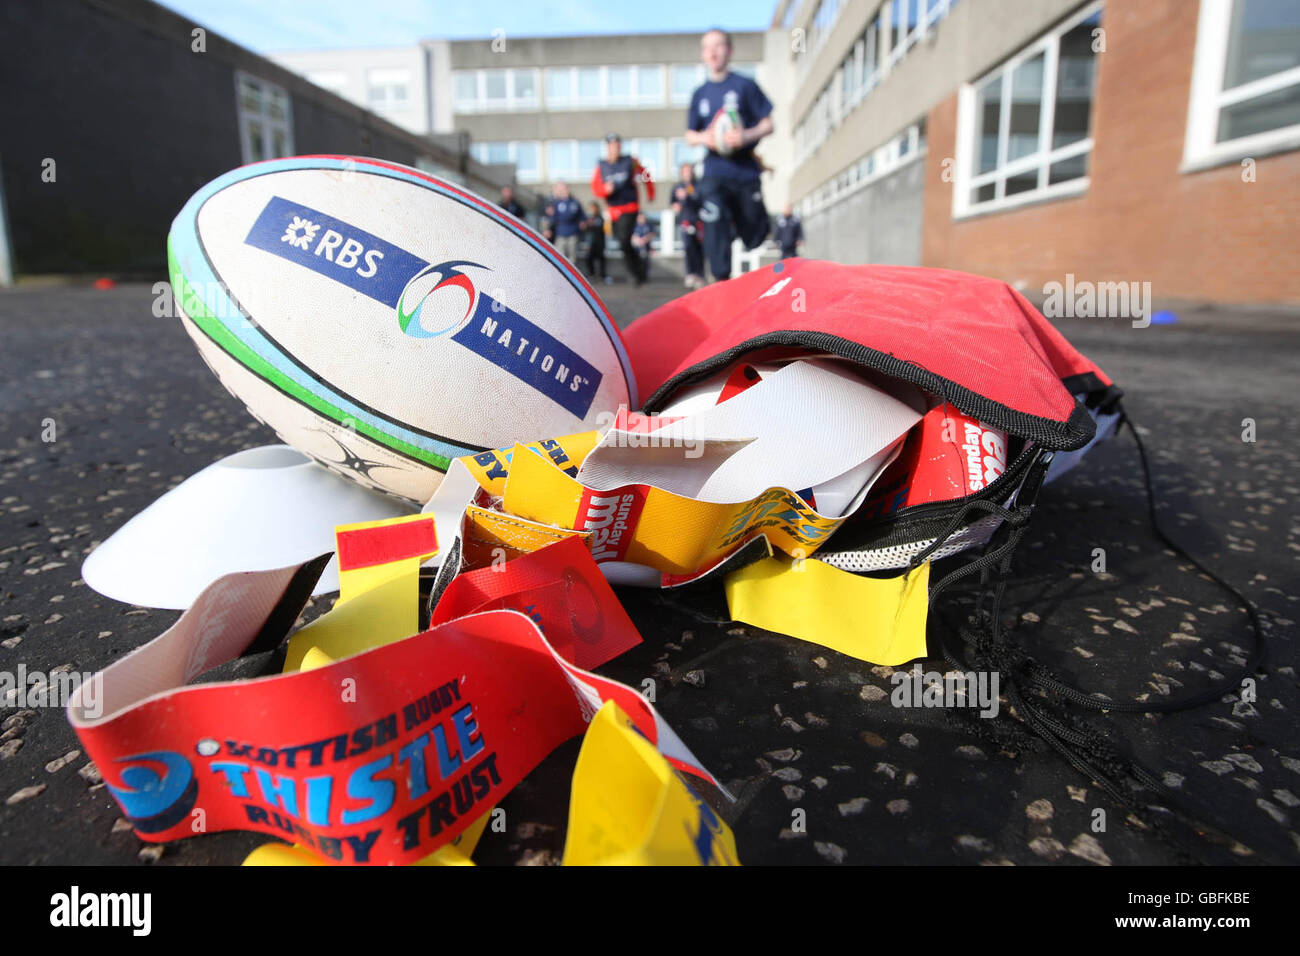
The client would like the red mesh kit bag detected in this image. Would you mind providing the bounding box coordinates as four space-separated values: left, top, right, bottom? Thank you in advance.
629 259 1110 448
624 260 1267 860
627 260 1121 568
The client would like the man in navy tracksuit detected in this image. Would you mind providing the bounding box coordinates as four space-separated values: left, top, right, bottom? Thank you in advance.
685 28 773 282
774 204 803 259
579 201 609 282
671 162 705 289
550 182 583 262
498 185 525 221
590 133 655 286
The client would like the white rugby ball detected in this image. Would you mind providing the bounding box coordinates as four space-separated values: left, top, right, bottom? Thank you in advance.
168 155 636 504
710 108 740 157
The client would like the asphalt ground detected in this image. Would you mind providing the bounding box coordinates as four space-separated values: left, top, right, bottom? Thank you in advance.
0 270 1296 866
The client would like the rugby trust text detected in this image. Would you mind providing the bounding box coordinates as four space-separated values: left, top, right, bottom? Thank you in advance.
210 678 500 862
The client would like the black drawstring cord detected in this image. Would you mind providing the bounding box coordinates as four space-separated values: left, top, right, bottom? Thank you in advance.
1121 409 1269 687
935 575 1257 865
1005 411 1267 715
909 497 1035 596
918 420 1274 864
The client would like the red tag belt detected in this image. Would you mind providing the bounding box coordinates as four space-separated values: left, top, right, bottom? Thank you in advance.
68 529 718 865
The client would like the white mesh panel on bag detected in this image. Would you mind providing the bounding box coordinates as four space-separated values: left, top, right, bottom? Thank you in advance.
817 514 1004 572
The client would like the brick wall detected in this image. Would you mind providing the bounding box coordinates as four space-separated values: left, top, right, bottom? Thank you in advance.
922 0 1300 305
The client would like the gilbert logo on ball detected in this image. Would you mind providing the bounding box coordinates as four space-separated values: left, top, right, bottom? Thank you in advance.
168 155 635 504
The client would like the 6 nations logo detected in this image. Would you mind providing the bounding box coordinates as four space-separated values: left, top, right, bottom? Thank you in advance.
393 259 604 419
396 260 482 338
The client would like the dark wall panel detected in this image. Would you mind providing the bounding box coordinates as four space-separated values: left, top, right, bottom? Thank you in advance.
0 0 503 277
0 0 245 273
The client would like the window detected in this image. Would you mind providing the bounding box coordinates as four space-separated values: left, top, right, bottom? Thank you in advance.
1184 0 1300 169
923 0 955 34
454 72 477 105
236 72 293 164
544 140 605 180
476 142 510 165
514 142 540 181
973 74 1001 177
545 66 666 109
367 68 410 112
637 65 665 103
670 137 705 172
816 88 831 144
626 138 665 181
1007 53 1045 165
841 48 858 106
671 64 703 104
781 0 801 29
608 66 633 103
452 69 540 112
862 17 880 92
546 68 571 103
955 3 1101 216
791 1 954 171
484 70 508 102
578 68 601 101
796 123 925 216
811 0 842 54
890 0 922 63
889 0 957 66
512 71 536 101
578 140 603 174
547 141 577 179
470 141 542 182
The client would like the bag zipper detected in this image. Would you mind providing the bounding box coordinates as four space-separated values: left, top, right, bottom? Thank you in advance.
645 331 1099 452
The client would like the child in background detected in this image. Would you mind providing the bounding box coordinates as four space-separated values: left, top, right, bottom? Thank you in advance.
550 182 584 262
631 213 654 279
540 203 556 245
580 202 610 284
671 162 705 288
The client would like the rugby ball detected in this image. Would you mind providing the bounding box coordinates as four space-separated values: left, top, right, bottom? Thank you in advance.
710 108 741 157
168 155 636 504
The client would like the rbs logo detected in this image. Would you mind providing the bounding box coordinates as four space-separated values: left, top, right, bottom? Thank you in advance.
309 228 384 277
277 210 384 277
245 197 420 295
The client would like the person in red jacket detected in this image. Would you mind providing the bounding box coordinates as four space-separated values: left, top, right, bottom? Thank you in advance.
591 133 655 286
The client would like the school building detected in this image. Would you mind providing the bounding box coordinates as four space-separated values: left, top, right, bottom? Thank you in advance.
271 32 774 213
775 0 1299 304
